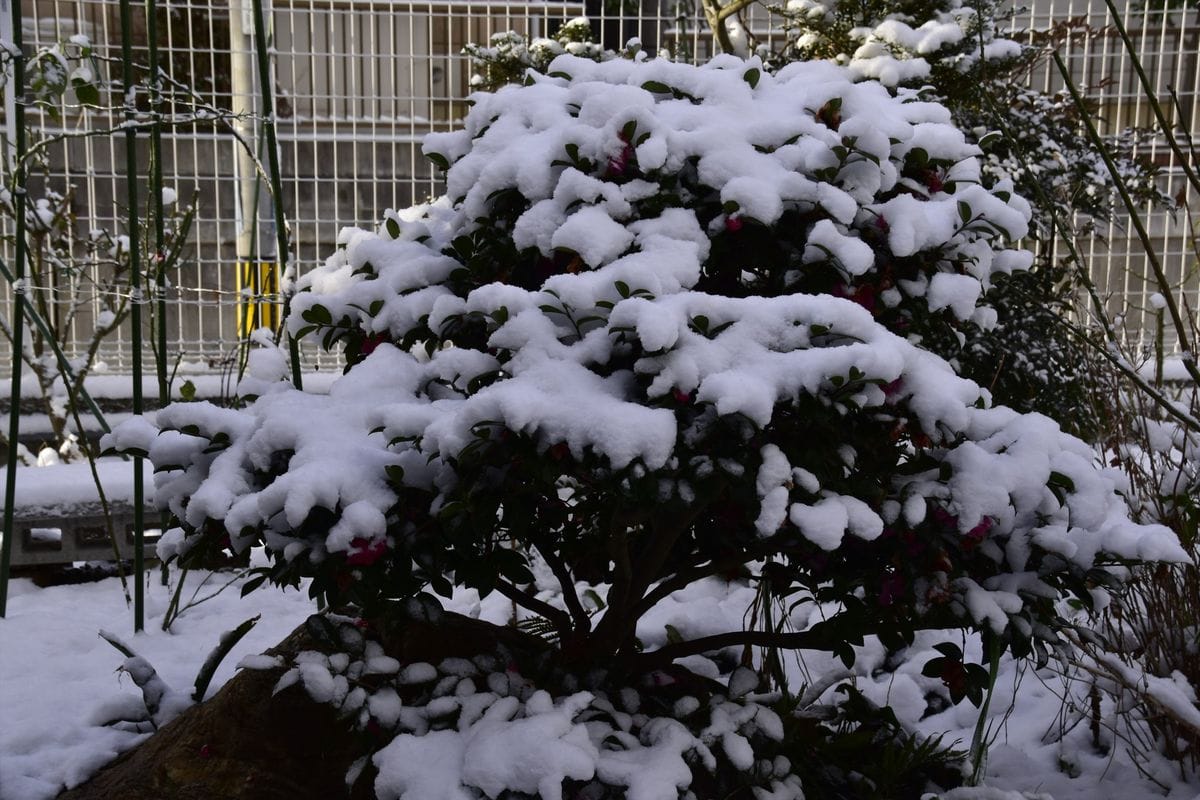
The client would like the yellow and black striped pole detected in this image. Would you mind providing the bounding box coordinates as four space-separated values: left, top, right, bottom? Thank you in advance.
236 259 281 338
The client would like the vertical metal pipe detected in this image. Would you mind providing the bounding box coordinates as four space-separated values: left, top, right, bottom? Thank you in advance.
0 0 28 617
230 0 264 346
250 0 303 390
118 0 146 632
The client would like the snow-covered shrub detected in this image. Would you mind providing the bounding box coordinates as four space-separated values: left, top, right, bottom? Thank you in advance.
464 18 607 92
951 263 1108 442
1090 382 1200 771
111 56 1187 697
765 0 1018 89
762 0 1167 433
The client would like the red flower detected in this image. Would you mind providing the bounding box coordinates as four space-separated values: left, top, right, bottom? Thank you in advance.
962 518 993 550
607 137 635 177
361 332 390 356
199 744 212 759
346 536 387 566
832 281 877 314
725 215 744 233
549 442 571 461
671 387 691 404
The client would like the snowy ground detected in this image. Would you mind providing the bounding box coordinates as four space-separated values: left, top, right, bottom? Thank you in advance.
2 564 1197 800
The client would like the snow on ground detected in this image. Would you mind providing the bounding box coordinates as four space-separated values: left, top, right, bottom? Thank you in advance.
0 563 316 800
1 458 149 513
1 568 1197 800
0 370 339 403
6 371 338 439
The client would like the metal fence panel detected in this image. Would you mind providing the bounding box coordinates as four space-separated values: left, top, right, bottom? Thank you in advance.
1 0 1196 373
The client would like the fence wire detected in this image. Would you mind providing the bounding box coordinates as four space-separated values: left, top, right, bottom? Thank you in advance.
1 0 1197 374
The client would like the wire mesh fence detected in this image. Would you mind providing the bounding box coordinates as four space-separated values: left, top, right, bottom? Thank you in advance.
1 0 1197 374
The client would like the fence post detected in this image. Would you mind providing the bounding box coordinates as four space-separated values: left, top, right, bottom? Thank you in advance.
0 0 28 617
249 0 303 390
117 0 146 633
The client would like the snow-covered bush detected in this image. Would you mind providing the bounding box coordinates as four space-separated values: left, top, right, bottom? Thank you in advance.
761 0 1167 434
112 55 1186 695
464 18 607 92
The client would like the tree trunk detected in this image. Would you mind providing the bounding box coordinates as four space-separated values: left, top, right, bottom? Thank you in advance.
57 610 551 800
56 624 366 800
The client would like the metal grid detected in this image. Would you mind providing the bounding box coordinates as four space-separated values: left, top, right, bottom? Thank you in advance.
1 0 1197 374
1014 0 1200 350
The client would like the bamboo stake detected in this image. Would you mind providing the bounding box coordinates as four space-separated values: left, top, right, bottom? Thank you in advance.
0 0 29 617
118 0 146 632
249 0 303 390
145 0 168 405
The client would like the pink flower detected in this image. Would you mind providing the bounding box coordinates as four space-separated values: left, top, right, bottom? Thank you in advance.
346 536 387 566
725 215 744 233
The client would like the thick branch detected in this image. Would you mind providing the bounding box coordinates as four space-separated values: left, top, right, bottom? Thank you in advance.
700 0 734 54
700 0 758 54
630 543 779 621
624 627 832 672
627 504 705 606
533 541 591 634
492 579 572 642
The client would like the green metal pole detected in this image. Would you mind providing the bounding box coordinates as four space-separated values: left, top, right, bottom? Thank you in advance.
146 0 167 405
1 0 29 618
249 0 303 390
118 0 145 632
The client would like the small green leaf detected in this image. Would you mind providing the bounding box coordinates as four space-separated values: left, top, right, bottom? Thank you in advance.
384 465 406 486
426 152 450 170
385 217 401 238
978 130 1002 148
957 201 972 226
641 80 672 94
72 80 101 107
743 68 760 89
1048 471 1076 492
